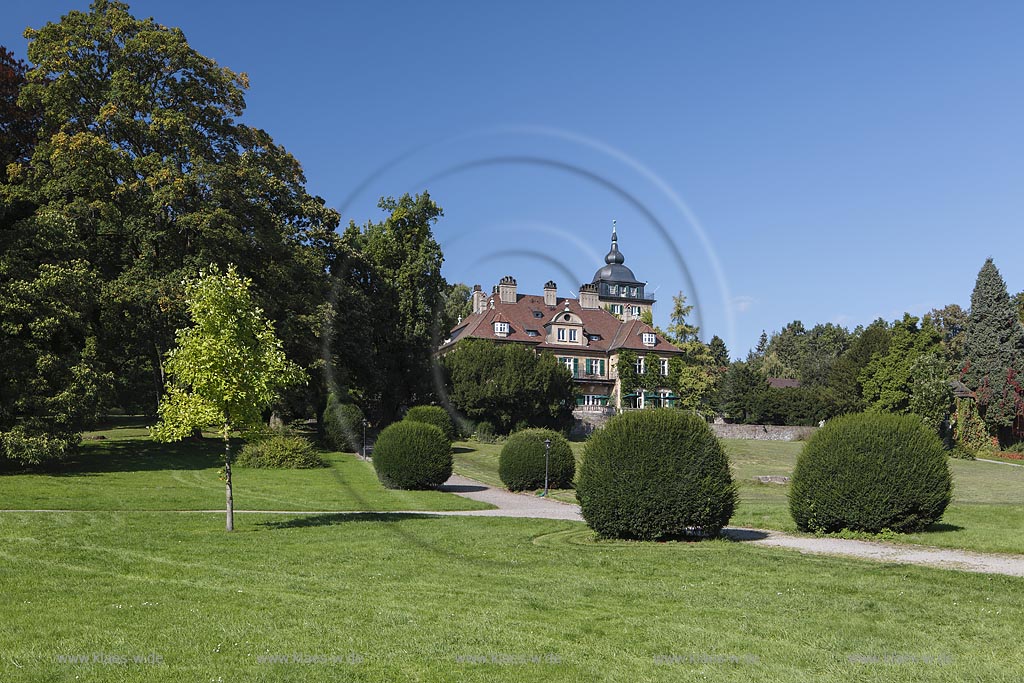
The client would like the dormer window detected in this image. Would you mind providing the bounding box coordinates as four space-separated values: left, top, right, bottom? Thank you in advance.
642 332 656 346
494 321 509 337
557 328 566 341
568 329 578 342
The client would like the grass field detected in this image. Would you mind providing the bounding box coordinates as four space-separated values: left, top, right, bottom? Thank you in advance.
2 423 1023 681
0 420 489 513
1 511 1021 682
452 438 1024 555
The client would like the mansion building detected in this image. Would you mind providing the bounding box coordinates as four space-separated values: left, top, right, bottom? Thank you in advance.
441 224 682 411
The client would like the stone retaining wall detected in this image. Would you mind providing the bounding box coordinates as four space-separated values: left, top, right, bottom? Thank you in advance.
711 424 816 442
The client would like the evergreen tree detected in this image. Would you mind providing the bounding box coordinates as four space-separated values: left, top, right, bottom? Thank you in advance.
961 259 1024 439
709 335 730 367
860 314 941 415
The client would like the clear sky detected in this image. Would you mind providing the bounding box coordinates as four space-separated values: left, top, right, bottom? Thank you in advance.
5 1 1022 357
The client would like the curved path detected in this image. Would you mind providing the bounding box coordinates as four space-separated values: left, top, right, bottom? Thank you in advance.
5 472 1022 577
437 474 1024 578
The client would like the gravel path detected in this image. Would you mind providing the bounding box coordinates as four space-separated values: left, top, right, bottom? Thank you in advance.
4 472 1022 576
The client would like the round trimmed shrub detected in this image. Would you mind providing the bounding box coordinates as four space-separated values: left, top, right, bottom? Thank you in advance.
323 400 364 453
576 409 736 540
403 405 455 442
235 435 327 469
789 412 952 534
498 428 575 491
372 421 452 490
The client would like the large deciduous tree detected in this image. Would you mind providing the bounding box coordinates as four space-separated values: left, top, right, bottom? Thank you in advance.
9 0 338 413
860 314 941 415
331 193 446 424
152 265 302 531
960 259 1024 442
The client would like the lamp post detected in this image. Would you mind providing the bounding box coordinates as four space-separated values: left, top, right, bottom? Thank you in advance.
542 438 551 497
361 419 368 460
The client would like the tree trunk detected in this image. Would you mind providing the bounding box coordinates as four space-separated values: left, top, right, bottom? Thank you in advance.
224 429 234 532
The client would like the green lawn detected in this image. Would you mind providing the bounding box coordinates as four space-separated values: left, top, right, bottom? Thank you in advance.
1 511 1021 682
453 438 1024 555
0 421 489 513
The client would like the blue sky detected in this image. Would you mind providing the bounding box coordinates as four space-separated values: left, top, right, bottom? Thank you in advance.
6 1 1023 357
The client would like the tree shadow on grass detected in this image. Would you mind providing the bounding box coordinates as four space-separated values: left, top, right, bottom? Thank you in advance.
260 512 444 529
438 482 488 493
48 439 226 476
721 528 771 542
451 447 476 454
921 522 965 533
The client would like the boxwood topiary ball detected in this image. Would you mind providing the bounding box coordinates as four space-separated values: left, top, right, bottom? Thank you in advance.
498 428 575 491
403 405 455 442
372 421 452 490
576 409 736 540
789 412 952 534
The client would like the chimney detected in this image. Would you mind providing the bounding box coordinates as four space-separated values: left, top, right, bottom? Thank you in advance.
498 275 517 304
543 280 557 307
579 282 599 309
471 284 485 314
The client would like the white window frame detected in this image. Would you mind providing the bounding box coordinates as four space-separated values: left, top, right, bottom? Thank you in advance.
494 321 509 336
642 332 656 346
557 327 566 341
611 304 623 315
568 329 578 342
635 357 645 374
660 358 669 376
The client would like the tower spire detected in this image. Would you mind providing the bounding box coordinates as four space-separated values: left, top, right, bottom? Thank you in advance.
604 219 624 265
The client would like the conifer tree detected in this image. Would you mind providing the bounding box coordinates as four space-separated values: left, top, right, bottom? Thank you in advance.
961 259 1024 440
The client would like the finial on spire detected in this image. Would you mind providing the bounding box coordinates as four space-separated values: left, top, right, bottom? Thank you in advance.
604 220 625 265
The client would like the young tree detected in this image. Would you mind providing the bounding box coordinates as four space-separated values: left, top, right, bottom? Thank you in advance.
666 292 700 344
961 259 1024 441
152 265 303 531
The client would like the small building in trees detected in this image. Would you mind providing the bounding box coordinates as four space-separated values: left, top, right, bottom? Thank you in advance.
440 225 682 412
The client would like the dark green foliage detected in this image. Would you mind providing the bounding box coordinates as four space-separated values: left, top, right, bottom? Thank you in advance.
709 335 730 367
498 429 574 491
404 405 455 442
790 413 952 533
859 314 942 414
331 193 446 425
323 398 364 453
9 2 340 417
372 421 452 490
718 362 765 422
961 259 1024 438
576 409 737 540
822 319 891 417
443 339 574 433
754 386 827 426
235 435 326 469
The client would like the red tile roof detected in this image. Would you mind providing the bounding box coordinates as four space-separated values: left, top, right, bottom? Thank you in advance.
443 294 682 355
